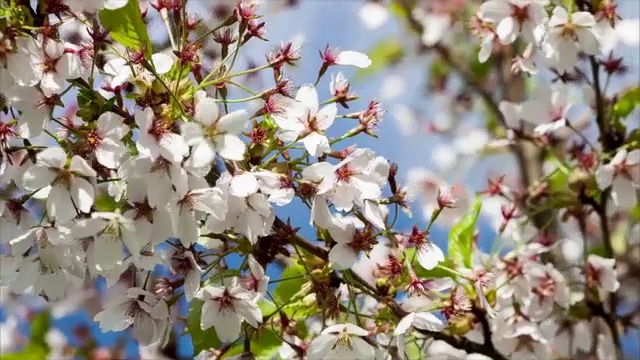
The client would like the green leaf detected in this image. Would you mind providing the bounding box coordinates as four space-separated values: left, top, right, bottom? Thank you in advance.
31 311 51 349
613 86 640 120
1 345 48 360
355 38 404 81
99 0 152 54
94 191 119 212
187 299 221 355
448 196 482 268
221 327 281 359
273 262 306 304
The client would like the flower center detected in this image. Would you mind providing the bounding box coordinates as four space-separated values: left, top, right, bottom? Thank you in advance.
533 274 556 300
215 289 235 310
335 164 353 182
511 5 530 23
149 118 173 140
85 129 103 150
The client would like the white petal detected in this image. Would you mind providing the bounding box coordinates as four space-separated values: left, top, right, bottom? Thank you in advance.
230 173 259 197
214 310 242 343
151 53 174 74
308 334 337 360
611 177 637 209
414 312 445 331
158 133 187 163
363 200 386 229
194 97 219 126
595 165 614 189
295 85 319 114
329 243 357 270
336 51 372 68
302 132 330 157
311 196 333 229
215 134 246 161
417 244 444 270
47 185 76 223
38 147 67 168
70 155 97 177
478 0 511 22
217 110 249 134
21 166 56 191
189 141 216 168
183 269 201 302
316 104 337 130
70 177 95 213
302 162 334 182
496 17 518 44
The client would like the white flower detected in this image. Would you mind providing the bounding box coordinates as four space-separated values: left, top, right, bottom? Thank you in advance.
394 312 445 359
494 322 550 360
135 107 188 163
6 87 53 138
183 92 249 166
94 285 169 346
313 148 383 211
67 0 127 13
205 172 274 244
586 254 619 297
521 84 574 137
327 216 366 270
255 171 295 206
165 247 202 302
544 7 601 72
271 86 337 157
100 53 174 95
596 149 640 209
358 2 389 30
21 148 96 223
72 212 142 271
170 185 227 247
478 0 548 45
521 263 570 321
413 8 450 46
91 112 130 168
122 178 175 245
195 281 262 343
7 36 82 96
244 255 269 300
307 324 374 360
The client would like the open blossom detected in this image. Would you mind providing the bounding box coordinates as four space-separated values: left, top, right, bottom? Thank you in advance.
271 85 337 157
94 285 169 346
21 148 96 223
88 112 130 168
136 107 188 163
195 280 262 343
394 312 445 359
596 149 640 209
312 148 385 211
320 47 372 68
477 0 548 45
101 52 174 94
6 87 54 138
7 36 82 96
521 83 574 137
328 216 377 270
585 254 619 297
307 324 374 360
521 263 570 321
183 92 250 166
543 7 601 72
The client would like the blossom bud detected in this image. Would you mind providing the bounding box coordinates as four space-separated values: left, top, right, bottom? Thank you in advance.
437 185 458 209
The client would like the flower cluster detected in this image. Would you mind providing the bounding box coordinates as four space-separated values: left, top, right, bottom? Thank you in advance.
0 0 638 359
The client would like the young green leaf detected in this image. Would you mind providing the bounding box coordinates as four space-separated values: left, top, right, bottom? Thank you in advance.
99 0 152 54
448 196 482 268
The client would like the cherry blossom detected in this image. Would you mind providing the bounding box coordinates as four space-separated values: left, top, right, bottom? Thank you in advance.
195 280 262 343
307 324 374 360
596 149 640 209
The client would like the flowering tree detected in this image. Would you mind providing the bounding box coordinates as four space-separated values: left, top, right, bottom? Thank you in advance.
0 0 639 359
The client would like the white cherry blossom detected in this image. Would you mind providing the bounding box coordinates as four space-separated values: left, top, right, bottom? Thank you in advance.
307 323 375 360
195 280 262 343
596 149 640 209
21 148 96 223
271 85 337 157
